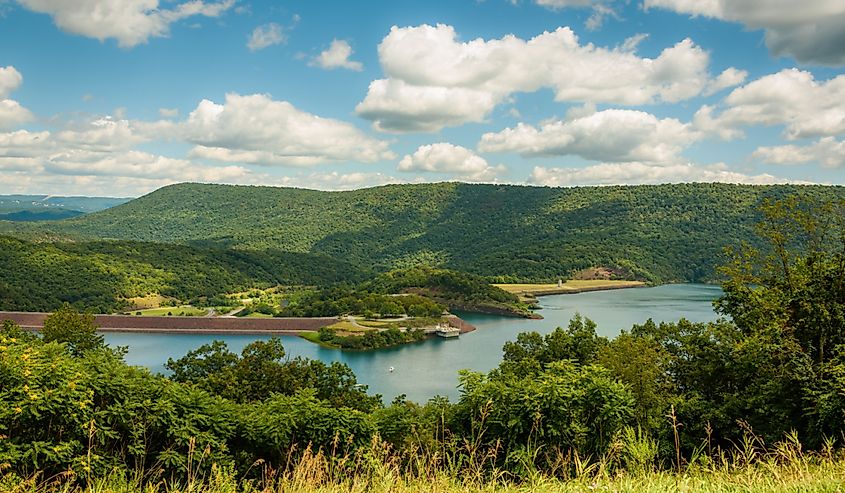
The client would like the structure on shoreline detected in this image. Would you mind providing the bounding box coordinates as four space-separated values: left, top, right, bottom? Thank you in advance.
434 323 460 338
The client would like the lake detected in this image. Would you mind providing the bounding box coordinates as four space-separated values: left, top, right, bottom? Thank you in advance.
104 283 723 403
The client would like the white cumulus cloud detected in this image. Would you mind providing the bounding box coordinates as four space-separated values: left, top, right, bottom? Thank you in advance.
644 0 845 65
152 93 395 166
0 99 33 130
0 125 253 196
310 39 363 71
356 24 740 132
0 66 23 99
480 109 699 164
697 69 845 140
0 66 33 129
398 143 505 181
16 0 235 48
275 171 403 191
529 162 794 187
753 137 845 168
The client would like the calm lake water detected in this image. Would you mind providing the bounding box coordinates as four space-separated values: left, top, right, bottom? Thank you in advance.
104 283 723 403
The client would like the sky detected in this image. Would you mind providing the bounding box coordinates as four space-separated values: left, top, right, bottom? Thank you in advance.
1 0 845 197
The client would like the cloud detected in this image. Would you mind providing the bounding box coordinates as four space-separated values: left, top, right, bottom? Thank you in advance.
356 24 739 132
275 171 403 191
535 0 599 7
247 22 285 51
697 69 845 140
529 162 795 187
398 143 505 181
310 39 363 71
159 107 179 118
585 4 620 30
705 67 748 95
753 137 845 168
0 66 23 99
150 93 394 166
0 126 252 196
531 1 620 30
0 99 33 130
55 117 149 151
357 79 497 133
44 149 247 180
0 66 33 129
644 0 845 65
16 0 235 48
480 109 699 164
0 130 51 160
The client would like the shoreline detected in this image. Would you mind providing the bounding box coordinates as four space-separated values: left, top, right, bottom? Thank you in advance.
495 280 647 299
0 311 477 337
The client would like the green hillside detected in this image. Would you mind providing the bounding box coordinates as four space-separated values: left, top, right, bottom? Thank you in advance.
0 236 368 312
4 182 844 283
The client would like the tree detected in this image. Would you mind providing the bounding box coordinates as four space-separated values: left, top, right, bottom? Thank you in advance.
165 337 380 410
41 303 104 356
717 196 845 365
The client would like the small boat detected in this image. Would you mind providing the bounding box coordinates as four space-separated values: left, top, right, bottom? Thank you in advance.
389 366 395 373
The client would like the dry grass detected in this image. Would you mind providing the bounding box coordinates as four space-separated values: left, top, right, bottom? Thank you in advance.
495 280 645 295
128 306 209 317
123 294 170 309
325 321 371 333
6 431 845 493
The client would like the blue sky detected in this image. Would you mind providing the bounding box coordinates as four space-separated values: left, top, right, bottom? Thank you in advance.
1 0 844 196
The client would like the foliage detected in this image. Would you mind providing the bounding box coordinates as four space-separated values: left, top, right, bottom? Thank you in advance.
165 338 380 411
501 314 606 371
317 326 427 350
279 286 444 318
40 303 105 356
367 266 530 315
454 361 634 473
0 236 368 312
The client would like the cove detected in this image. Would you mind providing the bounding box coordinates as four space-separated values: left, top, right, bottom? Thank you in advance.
104 283 723 403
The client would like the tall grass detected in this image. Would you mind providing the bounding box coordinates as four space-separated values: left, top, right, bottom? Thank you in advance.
4 428 845 493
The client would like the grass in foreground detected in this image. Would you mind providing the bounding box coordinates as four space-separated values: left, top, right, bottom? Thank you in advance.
6 445 845 493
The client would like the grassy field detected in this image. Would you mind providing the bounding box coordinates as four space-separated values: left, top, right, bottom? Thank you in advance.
495 280 645 295
298 331 322 344
242 312 275 318
123 294 170 309
325 320 371 333
127 306 209 316
7 449 845 493
356 319 393 328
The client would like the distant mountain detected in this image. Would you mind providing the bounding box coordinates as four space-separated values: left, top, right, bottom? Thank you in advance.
0 194 130 219
0 209 84 221
4 182 844 283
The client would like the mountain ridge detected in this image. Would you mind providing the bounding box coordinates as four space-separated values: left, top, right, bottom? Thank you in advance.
4 182 844 283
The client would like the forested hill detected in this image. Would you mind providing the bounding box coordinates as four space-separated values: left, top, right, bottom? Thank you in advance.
6 182 845 282
0 236 369 313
